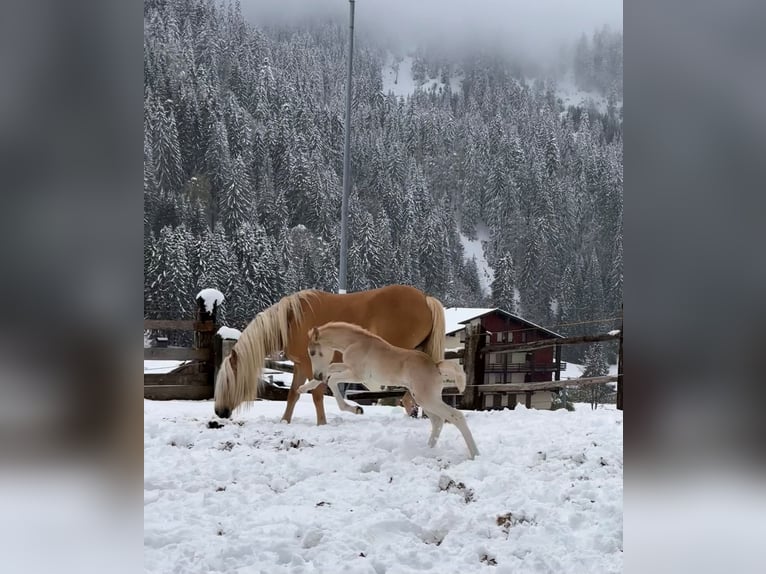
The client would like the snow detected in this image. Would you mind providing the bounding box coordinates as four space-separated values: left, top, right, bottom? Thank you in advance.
196 288 225 313
552 72 616 115
382 55 417 97
561 362 619 380
217 326 242 340
382 54 463 98
562 363 619 390
608 330 621 336
262 369 293 387
145 398 622 573
444 307 495 335
459 224 494 295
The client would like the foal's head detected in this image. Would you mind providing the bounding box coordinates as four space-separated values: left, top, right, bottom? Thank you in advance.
307 327 331 382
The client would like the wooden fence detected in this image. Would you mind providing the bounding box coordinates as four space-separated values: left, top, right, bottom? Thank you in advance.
143 295 221 400
455 322 624 411
144 296 623 412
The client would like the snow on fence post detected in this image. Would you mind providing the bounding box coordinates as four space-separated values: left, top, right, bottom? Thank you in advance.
194 289 223 386
213 327 241 387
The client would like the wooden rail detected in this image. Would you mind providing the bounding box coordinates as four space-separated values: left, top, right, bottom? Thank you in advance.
144 373 210 386
481 332 620 354
475 375 618 393
144 319 218 332
144 347 211 361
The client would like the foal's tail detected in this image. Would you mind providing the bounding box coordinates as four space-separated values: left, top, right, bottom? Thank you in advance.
423 296 446 362
437 360 466 393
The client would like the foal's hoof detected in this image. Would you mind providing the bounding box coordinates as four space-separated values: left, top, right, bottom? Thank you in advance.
355 406 364 415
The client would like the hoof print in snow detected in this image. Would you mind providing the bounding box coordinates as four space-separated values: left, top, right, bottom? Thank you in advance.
218 441 236 451
207 420 224 429
480 554 497 566
215 486 226 492
315 501 331 507
359 552 366 558
599 457 608 466
496 512 536 534
438 474 475 503
278 438 313 450
570 452 587 465
423 532 445 546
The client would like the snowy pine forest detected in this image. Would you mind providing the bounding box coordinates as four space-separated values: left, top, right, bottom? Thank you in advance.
143 0 623 358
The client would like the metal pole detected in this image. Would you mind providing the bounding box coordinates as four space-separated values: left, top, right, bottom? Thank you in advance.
338 0 355 294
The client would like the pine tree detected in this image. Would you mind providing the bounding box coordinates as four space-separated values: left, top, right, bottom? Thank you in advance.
147 225 194 325
491 253 517 313
153 99 184 195
221 154 253 235
582 343 611 409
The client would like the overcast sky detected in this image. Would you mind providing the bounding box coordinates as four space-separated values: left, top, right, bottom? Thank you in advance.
240 0 622 62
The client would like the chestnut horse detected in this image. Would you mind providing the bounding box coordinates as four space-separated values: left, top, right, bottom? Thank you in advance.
214 285 446 425
302 322 479 459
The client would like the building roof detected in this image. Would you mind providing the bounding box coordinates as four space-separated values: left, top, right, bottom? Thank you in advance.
444 307 563 338
444 308 496 335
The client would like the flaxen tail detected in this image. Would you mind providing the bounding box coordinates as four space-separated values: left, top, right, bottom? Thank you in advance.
437 360 466 393
423 296 446 362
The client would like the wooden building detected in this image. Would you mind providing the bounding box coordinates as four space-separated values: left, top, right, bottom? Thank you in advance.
443 308 565 410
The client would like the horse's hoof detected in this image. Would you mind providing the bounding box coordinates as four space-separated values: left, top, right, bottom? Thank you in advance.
355 406 364 415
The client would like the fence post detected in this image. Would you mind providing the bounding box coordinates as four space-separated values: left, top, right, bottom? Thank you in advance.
461 324 485 410
617 310 623 410
195 294 219 386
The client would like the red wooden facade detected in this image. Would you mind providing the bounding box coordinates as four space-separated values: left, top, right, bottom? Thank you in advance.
452 309 564 410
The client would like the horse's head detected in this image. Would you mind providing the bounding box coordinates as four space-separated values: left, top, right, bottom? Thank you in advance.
307 326 330 382
214 348 241 419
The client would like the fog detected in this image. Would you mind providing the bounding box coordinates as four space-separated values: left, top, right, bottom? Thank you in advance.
241 0 622 62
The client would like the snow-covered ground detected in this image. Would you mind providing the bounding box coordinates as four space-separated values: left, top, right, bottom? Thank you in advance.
145 398 622 573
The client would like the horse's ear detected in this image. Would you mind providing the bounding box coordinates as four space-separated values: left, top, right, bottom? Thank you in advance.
230 348 238 369
309 327 318 342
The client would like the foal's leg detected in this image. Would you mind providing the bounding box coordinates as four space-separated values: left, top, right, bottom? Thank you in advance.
423 399 480 459
420 408 444 448
325 365 365 415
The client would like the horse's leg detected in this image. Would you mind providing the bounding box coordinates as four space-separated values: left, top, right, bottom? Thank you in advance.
311 383 328 426
325 365 365 415
422 398 480 459
280 368 307 424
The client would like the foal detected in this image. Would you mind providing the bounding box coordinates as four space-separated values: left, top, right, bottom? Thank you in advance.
300 322 480 459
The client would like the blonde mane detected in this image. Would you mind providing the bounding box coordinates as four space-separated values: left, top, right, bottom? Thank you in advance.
215 290 318 410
